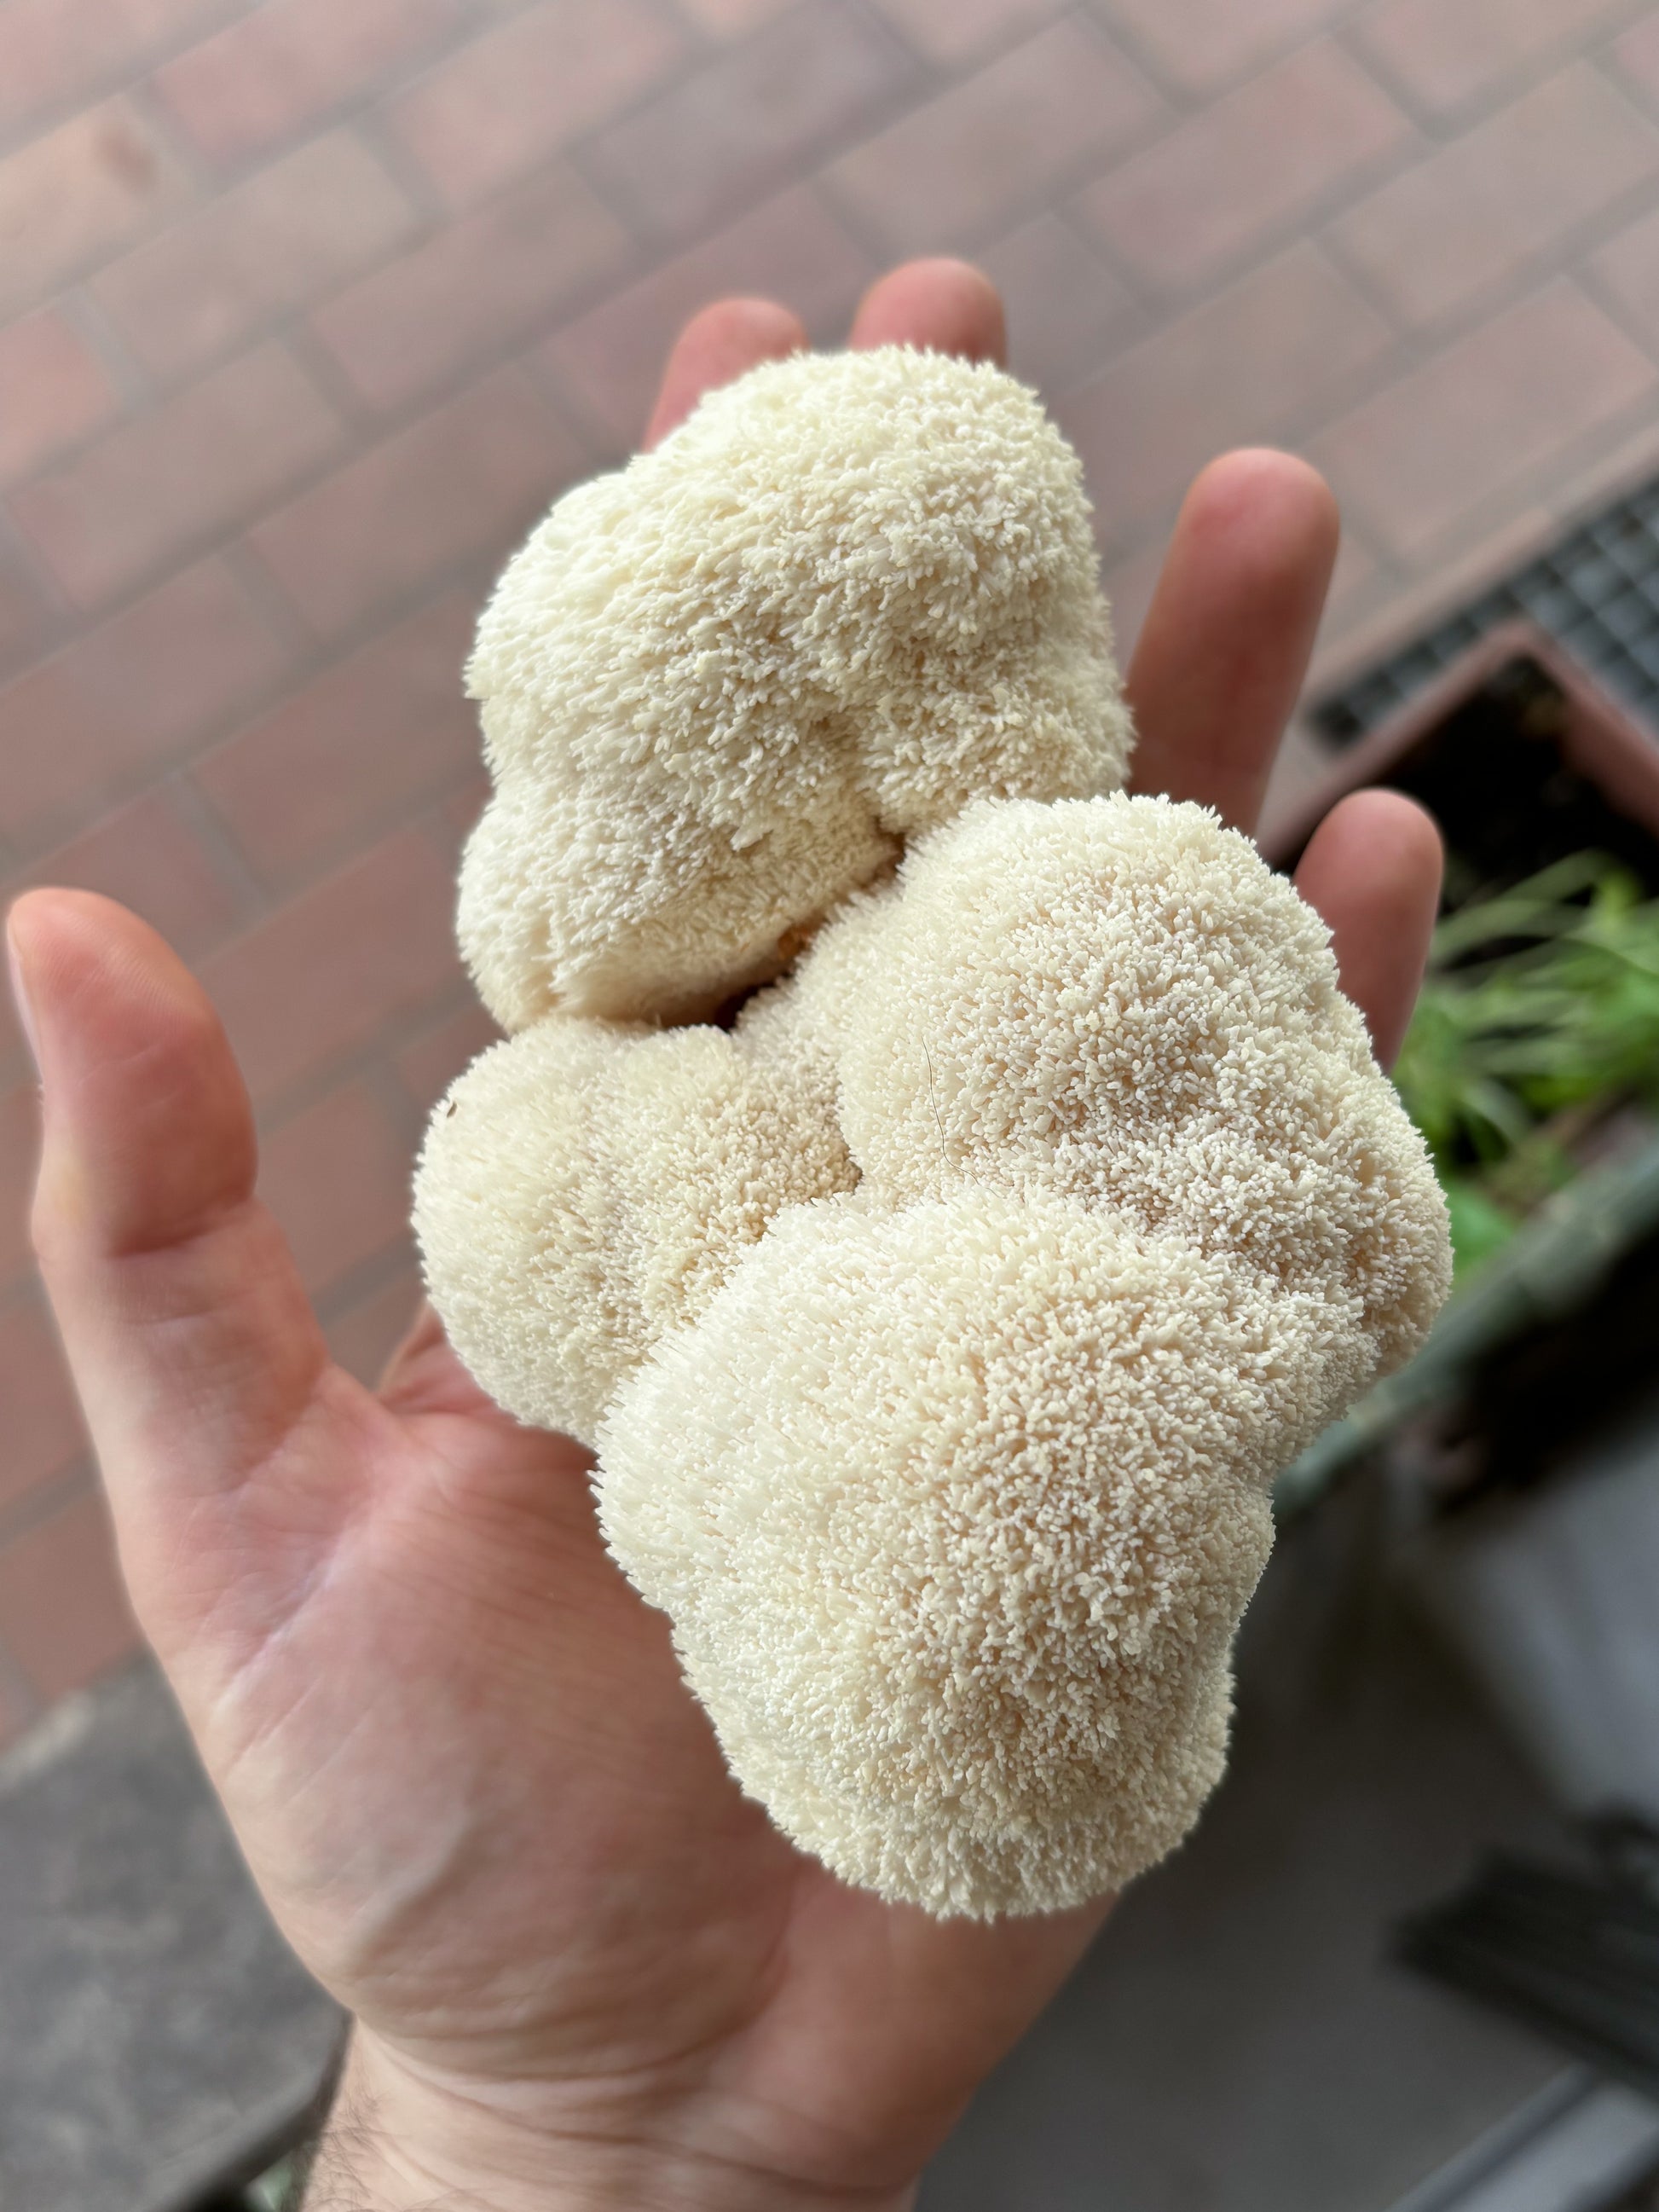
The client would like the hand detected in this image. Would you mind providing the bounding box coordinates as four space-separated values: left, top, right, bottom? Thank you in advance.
7 261 1441 2212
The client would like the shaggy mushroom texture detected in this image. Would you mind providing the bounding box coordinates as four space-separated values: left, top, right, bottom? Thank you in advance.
414 348 1452 1919
456 345 1132 1029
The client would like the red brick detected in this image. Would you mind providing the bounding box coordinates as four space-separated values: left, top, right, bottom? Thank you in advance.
11 343 345 613
0 98 190 322
91 132 419 385
0 1488 141 1702
1057 246 1394 538
979 214 1147 399
544 185 873 452
19 789 244 957
587 1 915 245
1357 0 1636 119
386 0 688 211
153 0 465 171
0 0 234 137
1616 13 1659 114
868 0 1061 64
0 538 55 680
1089 0 1342 98
246 368 583 646
678 0 792 26
194 591 481 890
394 994 500 1113
0 1295 84 1516
0 1084 38 1291
325 1260 423 1386
310 164 629 417
1329 67 1659 332
258 1080 414 1295
1308 281 1657 559
0 561 289 852
199 829 461 1103
1588 200 1659 356
824 18 1164 258
1073 42 1413 298
0 310 121 486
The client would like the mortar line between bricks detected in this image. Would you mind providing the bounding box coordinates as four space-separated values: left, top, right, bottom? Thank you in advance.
0 1458 96 1555
244 950 486 1141
0 0 251 171
2 614 310 871
309 1234 422 1334
0 373 373 647
812 62 1176 281
55 281 162 418
1060 114 1435 328
1344 383 1659 595
249 974 488 1170
0 503 78 670
1036 198 1169 324
805 0 1159 232
352 101 463 232
1318 165 1659 364
1344 1 1659 145
280 309 394 444
831 0 957 85
872 0 1100 84
119 68 218 192
284 188 651 457
149 12 512 197
3 553 501 872
67 137 648 443
314 1239 425 1346
1574 253 1659 384
567 0 928 253
160 764 283 930
0 337 569 743
373 0 708 209
367 0 803 258
656 0 726 64
1078 0 1373 115
1608 40 1659 125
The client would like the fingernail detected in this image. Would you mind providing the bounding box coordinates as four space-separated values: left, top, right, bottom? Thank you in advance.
6 916 39 1074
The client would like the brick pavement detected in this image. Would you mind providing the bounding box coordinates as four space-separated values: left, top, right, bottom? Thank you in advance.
3 0 1659 1734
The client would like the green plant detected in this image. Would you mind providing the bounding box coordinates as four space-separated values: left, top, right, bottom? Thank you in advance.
1393 851 1659 1283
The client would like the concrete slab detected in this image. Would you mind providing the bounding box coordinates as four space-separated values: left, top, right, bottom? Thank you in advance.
0 1659 342 2212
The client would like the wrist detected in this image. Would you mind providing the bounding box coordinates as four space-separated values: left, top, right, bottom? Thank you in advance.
303 2030 918 2212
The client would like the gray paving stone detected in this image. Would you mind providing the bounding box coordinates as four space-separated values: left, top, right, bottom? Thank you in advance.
0 1659 342 2212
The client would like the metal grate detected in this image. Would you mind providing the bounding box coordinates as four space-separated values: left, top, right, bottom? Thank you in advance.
1315 476 1659 745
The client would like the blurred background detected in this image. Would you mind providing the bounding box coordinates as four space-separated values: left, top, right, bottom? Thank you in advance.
9 2 1659 2208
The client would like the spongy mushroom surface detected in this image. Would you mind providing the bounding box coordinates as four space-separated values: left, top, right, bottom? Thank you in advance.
456 346 1133 1029
413 345 1453 1921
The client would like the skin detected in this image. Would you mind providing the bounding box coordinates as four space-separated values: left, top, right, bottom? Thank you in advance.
6 259 1442 2211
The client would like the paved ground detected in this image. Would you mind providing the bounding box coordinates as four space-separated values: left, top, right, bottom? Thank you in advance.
5 0 1659 1734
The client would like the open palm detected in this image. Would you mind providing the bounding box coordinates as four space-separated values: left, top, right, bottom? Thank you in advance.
9 262 1442 2212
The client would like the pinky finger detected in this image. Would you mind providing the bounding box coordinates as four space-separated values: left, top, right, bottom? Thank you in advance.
1294 790 1442 1069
